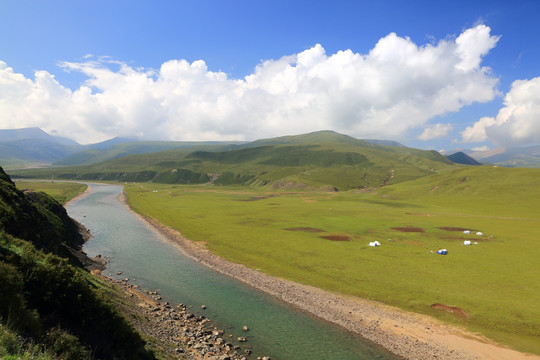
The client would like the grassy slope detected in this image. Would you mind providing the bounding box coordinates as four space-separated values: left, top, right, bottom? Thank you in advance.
125 166 540 354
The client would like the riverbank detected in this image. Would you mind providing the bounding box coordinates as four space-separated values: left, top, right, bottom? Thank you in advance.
120 190 538 360
92 270 270 360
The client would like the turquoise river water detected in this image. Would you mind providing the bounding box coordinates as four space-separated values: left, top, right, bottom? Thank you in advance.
67 183 397 360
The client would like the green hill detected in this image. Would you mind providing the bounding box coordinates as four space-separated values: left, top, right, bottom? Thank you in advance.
445 151 482 165
0 167 154 360
12 131 455 190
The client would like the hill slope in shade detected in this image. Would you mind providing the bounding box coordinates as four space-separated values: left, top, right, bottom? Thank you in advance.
0 128 83 167
12 131 455 190
55 140 245 166
445 151 482 165
0 127 79 146
0 127 246 168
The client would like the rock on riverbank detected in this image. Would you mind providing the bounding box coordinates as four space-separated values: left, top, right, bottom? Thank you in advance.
100 275 271 360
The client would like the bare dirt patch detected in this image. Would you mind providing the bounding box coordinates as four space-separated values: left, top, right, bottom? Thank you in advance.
320 235 351 241
286 227 325 233
431 303 469 319
391 226 425 233
438 227 473 232
240 195 279 201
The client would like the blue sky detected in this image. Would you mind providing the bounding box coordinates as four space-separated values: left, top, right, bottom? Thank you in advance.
1 0 539 150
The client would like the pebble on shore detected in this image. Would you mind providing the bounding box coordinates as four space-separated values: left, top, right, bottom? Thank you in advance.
103 276 267 360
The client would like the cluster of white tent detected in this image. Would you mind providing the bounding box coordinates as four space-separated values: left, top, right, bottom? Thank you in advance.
463 230 483 236
369 229 487 255
463 230 483 245
368 229 487 256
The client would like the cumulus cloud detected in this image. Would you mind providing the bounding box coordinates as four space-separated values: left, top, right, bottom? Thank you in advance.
461 116 497 143
462 76 540 146
0 25 500 144
418 123 453 140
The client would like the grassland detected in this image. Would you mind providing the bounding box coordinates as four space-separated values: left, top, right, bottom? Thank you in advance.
14 181 87 204
125 166 540 355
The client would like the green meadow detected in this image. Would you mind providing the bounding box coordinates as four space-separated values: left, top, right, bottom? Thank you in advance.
124 166 540 354
14 181 87 204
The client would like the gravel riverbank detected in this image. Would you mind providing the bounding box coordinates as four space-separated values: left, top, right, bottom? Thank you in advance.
93 272 270 360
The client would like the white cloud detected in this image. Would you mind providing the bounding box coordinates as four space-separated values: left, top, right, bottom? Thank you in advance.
418 123 453 140
461 116 497 143
455 25 500 71
0 25 500 144
462 77 540 146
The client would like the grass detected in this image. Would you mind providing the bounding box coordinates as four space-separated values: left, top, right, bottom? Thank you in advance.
14 181 87 204
124 166 540 355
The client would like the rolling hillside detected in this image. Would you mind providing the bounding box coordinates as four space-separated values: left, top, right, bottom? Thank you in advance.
11 131 455 190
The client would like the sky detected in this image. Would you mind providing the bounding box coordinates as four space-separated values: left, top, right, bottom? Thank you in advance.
1 0 539 151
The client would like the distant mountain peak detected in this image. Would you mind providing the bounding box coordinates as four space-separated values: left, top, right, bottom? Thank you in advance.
446 151 482 166
0 127 51 142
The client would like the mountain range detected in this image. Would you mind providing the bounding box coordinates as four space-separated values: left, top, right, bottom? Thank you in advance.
7 129 453 190
2 128 540 172
0 127 244 168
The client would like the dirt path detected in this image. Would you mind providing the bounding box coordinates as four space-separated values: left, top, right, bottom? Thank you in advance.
120 189 539 360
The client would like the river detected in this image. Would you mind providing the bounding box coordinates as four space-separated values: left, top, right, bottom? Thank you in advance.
67 183 397 360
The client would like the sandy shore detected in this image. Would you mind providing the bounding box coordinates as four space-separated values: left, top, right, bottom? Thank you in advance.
119 190 538 360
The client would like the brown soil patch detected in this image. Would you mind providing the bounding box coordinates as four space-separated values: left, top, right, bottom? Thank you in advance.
438 227 473 232
241 196 269 201
320 235 351 241
286 227 325 233
431 303 469 318
391 226 425 233
241 195 279 201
